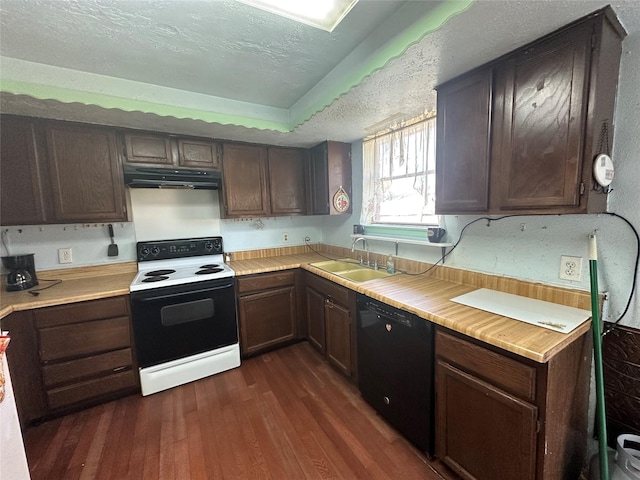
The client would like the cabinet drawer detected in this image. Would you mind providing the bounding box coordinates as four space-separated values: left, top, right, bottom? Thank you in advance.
42 348 133 387
237 270 295 293
436 330 536 402
46 370 137 410
39 316 131 362
34 296 129 328
306 273 350 306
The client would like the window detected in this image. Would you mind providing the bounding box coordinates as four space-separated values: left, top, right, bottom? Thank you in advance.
361 115 437 226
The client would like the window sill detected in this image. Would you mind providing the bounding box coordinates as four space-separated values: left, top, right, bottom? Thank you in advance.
350 234 452 260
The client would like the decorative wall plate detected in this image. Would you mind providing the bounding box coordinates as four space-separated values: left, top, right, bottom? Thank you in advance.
333 186 350 213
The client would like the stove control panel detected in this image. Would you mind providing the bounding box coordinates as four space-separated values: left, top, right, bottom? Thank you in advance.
137 237 224 261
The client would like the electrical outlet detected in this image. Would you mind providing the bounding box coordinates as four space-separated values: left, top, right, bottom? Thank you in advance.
559 255 582 281
58 247 73 264
282 233 289 243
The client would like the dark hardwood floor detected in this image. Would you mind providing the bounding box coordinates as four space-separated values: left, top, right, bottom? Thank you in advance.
24 342 457 480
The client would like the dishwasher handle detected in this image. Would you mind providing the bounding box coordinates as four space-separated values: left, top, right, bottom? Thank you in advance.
364 301 413 327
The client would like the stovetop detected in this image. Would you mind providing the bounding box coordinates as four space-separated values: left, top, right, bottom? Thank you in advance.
130 237 234 292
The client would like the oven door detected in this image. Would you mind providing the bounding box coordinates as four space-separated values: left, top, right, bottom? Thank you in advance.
130 278 238 368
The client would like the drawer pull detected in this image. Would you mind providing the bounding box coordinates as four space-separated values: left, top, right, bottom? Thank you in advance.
113 366 128 373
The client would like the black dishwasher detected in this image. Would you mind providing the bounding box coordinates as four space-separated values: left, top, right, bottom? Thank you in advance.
357 294 434 454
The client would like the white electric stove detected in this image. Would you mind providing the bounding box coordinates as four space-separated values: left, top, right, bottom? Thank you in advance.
129 237 240 396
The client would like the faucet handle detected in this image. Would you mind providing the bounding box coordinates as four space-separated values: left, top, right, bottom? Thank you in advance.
359 255 364 265
373 260 378 270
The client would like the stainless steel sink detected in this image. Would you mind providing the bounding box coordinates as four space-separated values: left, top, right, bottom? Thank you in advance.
309 259 395 282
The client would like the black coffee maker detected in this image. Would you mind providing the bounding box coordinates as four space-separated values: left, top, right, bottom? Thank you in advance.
2 254 38 291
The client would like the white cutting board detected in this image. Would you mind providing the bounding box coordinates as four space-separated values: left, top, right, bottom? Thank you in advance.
450 288 591 334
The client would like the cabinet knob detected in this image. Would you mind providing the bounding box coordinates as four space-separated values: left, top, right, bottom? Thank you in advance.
383 396 390 405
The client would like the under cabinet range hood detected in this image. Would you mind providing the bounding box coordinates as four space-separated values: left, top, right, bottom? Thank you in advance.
123 165 222 189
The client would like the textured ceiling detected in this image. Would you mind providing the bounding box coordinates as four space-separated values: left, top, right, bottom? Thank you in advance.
0 0 406 109
1 0 640 147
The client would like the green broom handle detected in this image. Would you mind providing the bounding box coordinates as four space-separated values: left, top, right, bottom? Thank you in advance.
589 233 609 480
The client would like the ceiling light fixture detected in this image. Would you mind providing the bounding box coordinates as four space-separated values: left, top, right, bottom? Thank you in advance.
236 0 359 32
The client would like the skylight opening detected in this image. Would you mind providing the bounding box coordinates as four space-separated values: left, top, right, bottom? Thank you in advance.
236 0 359 32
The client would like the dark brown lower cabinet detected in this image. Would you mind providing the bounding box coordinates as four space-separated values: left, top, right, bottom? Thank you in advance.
325 300 351 377
2 296 139 427
236 270 298 356
306 286 326 352
305 272 356 379
436 361 537 480
435 327 592 480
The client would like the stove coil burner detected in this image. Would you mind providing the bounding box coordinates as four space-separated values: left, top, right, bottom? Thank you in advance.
200 264 220 269
145 269 176 277
196 267 224 275
141 269 175 283
141 276 170 283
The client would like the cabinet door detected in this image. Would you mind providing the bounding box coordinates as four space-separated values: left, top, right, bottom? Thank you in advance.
0 117 48 225
268 147 306 215
124 132 174 165
309 142 330 214
436 360 537 480
238 286 296 356
435 69 492 214
309 141 352 215
178 138 221 170
325 300 351 377
221 143 270 217
492 24 591 211
2 311 47 427
45 123 127 222
306 287 326 352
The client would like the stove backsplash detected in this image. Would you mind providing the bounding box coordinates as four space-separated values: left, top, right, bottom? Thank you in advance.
1 188 325 273
131 188 323 254
0 222 137 273
130 188 221 242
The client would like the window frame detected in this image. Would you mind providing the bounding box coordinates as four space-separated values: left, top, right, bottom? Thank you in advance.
361 114 439 230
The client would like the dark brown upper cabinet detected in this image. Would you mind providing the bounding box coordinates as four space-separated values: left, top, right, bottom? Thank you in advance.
435 6 625 215
0 116 128 225
220 143 307 218
45 123 127 223
221 143 270 217
268 147 307 216
1 116 49 225
177 138 221 170
123 132 221 170
309 141 352 215
436 69 492 213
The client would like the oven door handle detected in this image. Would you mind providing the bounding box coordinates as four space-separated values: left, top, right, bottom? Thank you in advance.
137 282 233 302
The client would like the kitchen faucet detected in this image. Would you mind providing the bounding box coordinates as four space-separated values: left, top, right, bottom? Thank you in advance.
351 237 370 266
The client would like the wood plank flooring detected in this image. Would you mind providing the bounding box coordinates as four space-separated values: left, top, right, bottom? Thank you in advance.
23 342 457 480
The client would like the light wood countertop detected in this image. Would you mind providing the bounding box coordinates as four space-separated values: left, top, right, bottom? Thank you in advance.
228 253 326 275
0 254 591 364
0 263 137 321
231 254 591 363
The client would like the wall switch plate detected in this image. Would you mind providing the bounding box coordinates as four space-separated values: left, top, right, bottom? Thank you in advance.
559 255 582 281
58 247 73 264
